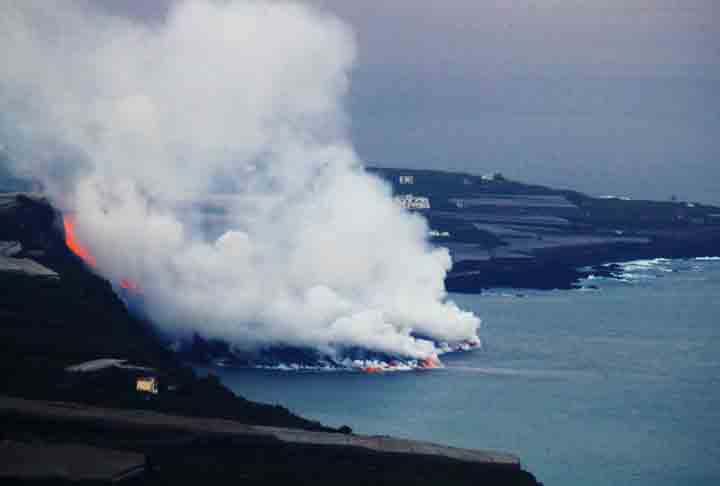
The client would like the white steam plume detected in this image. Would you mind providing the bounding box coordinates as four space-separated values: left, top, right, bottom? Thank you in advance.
0 0 480 359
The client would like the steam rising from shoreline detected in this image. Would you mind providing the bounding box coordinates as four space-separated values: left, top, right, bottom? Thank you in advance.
0 0 480 358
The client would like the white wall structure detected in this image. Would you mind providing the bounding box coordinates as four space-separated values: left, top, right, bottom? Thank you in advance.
395 194 430 210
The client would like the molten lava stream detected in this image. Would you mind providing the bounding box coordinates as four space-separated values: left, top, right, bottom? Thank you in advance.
62 215 97 267
419 355 442 369
120 279 142 293
361 367 382 373
63 214 141 294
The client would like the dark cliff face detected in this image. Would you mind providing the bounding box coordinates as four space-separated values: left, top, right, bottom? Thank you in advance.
369 167 720 291
0 193 62 254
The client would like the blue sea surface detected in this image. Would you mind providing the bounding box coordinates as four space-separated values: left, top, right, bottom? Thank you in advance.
202 258 720 486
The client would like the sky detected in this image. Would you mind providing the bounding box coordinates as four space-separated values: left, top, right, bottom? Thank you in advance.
62 1 720 204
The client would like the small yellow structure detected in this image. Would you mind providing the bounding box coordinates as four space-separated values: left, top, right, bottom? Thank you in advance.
136 377 159 395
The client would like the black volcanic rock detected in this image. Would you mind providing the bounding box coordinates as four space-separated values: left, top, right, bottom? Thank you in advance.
0 193 63 256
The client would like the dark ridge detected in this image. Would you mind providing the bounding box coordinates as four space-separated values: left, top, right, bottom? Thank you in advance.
1 398 541 486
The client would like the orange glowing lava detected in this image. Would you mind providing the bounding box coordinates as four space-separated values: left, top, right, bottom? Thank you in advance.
361 366 382 373
63 214 142 294
418 355 442 369
120 278 142 293
63 215 97 267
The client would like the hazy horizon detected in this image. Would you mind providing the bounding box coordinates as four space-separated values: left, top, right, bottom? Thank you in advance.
4 0 720 204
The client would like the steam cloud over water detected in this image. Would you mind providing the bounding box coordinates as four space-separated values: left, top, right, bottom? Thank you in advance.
0 1 480 359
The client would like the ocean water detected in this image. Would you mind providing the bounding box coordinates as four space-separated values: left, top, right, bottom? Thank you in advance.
203 258 720 486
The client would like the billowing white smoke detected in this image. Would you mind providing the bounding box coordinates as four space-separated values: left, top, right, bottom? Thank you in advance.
0 0 479 359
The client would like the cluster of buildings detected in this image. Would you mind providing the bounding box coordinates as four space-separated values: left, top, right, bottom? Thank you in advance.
394 194 431 210
395 173 429 209
393 171 505 211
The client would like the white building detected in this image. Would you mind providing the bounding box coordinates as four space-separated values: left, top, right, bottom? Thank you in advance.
481 172 504 182
395 194 430 210
136 376 159 394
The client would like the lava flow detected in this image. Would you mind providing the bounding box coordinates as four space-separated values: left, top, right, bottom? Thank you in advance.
359 355 443 373
63 214 141 294
62 215 97 267
418 355 442 369
120 279 141 293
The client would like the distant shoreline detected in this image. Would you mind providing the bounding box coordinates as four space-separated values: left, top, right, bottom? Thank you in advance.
446 249 720 293
368 167 720 292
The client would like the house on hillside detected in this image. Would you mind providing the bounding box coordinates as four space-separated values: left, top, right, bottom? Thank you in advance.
136 376 159 395
64 358 163 396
